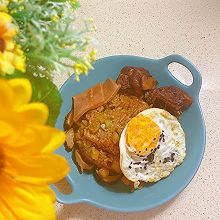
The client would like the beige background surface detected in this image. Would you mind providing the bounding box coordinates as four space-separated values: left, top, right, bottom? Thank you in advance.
55 0 220 219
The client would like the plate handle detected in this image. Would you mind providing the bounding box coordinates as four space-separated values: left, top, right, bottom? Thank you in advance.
159 54 202 96
51 175 81 204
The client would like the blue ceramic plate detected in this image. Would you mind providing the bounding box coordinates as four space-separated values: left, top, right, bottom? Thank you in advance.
52 54 206 212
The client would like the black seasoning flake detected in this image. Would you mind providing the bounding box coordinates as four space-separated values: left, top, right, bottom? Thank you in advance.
159 160 161 163
163 157 170 163
129 166 132 169
139 151 141 153
170 153 175 162
153 138 156 140
133 162 141 165
146 148 148 151
147 153 154 162
144 166 147 170
159 133 164 142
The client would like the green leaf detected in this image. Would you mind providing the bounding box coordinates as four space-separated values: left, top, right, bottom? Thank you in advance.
3 72 62 126
31 77 62 126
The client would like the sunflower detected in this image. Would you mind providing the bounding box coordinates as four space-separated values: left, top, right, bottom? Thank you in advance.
0 78 70 220
0 12 25 75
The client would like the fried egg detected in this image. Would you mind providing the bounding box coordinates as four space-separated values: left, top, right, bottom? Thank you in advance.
119 108 186 188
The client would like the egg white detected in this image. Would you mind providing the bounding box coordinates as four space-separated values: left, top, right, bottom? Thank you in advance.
120 108 186 187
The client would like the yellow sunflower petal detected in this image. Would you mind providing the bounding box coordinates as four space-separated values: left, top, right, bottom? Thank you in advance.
1 126 42 154
40 185 56 203
0 79 14 111
0 112 27 143
35 126 66 154
2 125 65 155
0 200 17 220
0 121 14 141
4 154 70 185
18 103 49 125
20 126 66 154
0 174 56 220
8 78 32 108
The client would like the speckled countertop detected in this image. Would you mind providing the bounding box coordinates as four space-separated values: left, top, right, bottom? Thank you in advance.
55 0 220 219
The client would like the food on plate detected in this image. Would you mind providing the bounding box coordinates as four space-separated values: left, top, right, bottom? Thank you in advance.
144 86 193 117
96 168 122 183
69 78 120 123
120 108 186 188
63 65 192 191
102 78 121 102
116 66 157 97
73 94 150 180
74 149 94 172
64 109 74 130
65 128 75 150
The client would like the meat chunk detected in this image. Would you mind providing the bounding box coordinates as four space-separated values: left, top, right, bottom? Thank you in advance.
144 86 193 117
116 66 157 97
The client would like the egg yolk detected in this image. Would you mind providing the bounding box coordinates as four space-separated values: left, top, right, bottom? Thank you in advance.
127 115 160 156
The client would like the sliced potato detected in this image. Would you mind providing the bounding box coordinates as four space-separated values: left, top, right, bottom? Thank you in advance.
65 128 75 150
91 147 100 160
96 168 122 183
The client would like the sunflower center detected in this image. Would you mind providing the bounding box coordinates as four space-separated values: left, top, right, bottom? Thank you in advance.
0 38 6 52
